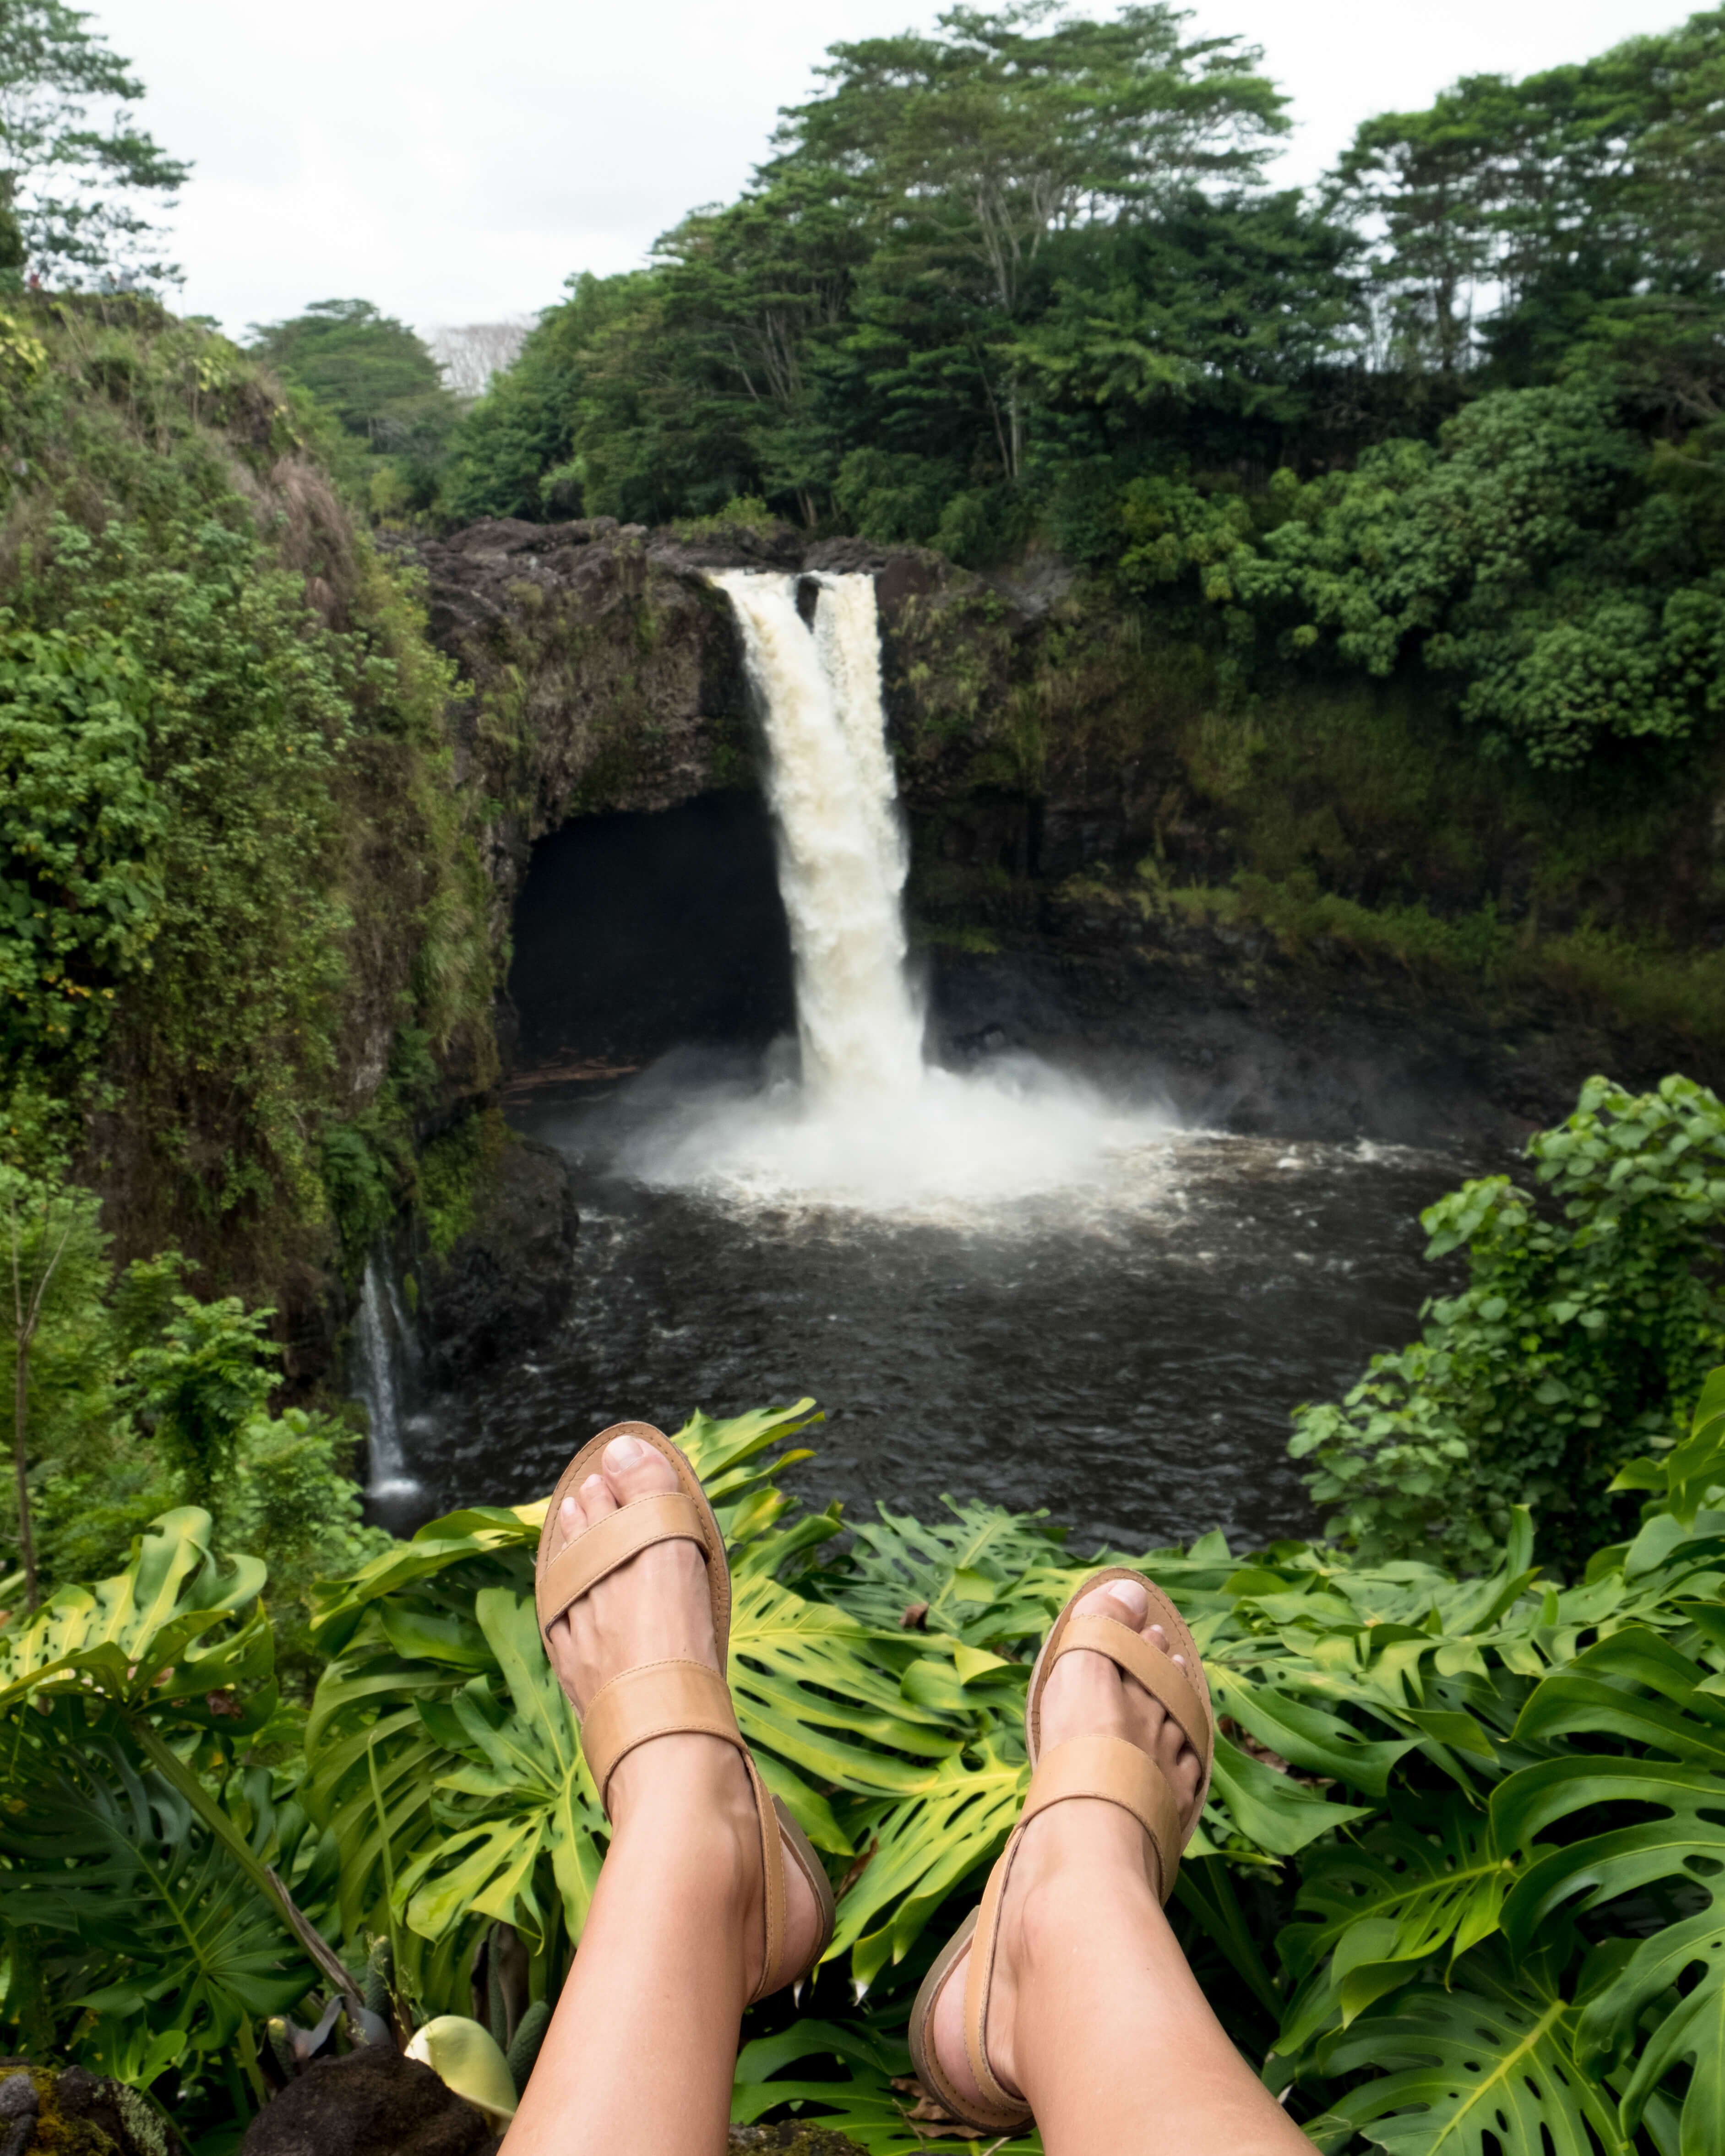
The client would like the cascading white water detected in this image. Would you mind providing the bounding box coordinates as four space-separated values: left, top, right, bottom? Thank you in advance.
711 571 922 1099
612 567 1172 1211
352 1253 420 1497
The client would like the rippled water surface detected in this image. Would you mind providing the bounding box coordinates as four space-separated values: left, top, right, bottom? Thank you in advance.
404 1073 1488 1556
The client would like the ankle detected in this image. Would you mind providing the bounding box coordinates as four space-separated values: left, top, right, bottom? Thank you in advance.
607 1733 761 1863
1006 1805 1161 1968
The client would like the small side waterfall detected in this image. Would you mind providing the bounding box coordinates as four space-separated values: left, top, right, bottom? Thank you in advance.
711 571 923 1099
351 1251 421 1499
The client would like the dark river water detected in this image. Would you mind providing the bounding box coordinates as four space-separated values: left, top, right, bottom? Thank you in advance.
394 1062 1490 1557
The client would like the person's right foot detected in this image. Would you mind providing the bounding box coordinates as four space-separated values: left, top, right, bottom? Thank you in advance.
543 1434 825 1989
927 1575 1205 2109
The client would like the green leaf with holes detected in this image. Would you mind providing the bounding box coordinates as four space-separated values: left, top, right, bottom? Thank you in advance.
1315 1957 1627 2156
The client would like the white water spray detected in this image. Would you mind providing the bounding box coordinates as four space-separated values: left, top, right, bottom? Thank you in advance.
614 569 1173 1211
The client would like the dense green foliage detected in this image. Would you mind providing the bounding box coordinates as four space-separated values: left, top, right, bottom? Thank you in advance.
0 11 1720 2145
0 1371 1719 2153
0 1162 382 1661
449 4 1725 771
1116 382 1725 767
448 2 1306 533
248 300 464 519
0 2 187 287
0 295 495 1282
1293 1076 1725 1575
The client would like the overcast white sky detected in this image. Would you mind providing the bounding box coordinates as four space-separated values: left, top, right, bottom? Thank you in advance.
94 0 1679 342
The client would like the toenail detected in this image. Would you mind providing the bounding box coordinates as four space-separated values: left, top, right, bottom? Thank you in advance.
582 1474 605 1498
606 1435 650 1466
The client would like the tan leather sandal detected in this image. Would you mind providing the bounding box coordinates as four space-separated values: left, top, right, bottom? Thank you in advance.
908 1566 1215 2134
534 1418 836 2003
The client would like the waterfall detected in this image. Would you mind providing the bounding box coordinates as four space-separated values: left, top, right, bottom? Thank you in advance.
621 567 1170 1209
351 1252 420 1498
710 571 924 1099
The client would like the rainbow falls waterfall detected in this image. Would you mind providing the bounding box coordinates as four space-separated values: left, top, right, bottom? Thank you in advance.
708 570 924 1100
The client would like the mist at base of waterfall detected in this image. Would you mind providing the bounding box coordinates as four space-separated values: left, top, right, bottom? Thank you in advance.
413 1084 1469 1554
594 1042 1181 1217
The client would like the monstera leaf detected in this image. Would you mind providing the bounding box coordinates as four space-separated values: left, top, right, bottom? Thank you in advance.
1277 1797 1515 2053
0 1505 273 1730
1312 1955 1626 2156
838 1496 1071 1646
397 1586 604 1953
1497 1628 1725 2153
304 1403 1026 2004
0 1732 310 2079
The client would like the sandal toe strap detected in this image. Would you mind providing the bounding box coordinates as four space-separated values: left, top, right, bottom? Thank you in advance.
1023 1732 1186 1901
539 1491 710 1638
1055 1613 1213 1767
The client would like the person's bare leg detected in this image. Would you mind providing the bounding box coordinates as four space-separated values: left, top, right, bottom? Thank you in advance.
929 1578 1307 2155
503 1435 822 2156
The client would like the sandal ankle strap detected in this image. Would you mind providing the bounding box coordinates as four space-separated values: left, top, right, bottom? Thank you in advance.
1022 1732 1185 1900
578 1656 793 2003
580 1657 746 1810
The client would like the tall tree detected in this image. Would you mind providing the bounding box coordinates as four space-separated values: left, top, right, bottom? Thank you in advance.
249 300 455 454
249 300 462 510
1329 9 1725 395
769 1 1288 477
0 0 188 287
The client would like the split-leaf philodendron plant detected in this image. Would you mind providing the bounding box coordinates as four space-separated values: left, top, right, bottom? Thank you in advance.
1 1381 1722 2153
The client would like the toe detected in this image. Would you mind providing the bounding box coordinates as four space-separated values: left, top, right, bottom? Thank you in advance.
1099 1577 1149 1627
547 1486 587 1563
579 1467 618 1523
1075 1575 1149 1628
600 1430 680 1506
1144 1623 1203 1795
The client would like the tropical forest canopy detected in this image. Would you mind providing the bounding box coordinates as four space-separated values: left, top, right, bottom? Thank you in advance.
440 1 1725 771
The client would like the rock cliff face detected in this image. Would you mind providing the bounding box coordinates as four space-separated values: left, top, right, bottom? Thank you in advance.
412 518 756 932
412 516 1118 905
419 1136 579 1385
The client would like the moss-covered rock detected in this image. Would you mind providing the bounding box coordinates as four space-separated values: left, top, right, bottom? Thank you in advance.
417 1124 577 1383
0 2059 176 2156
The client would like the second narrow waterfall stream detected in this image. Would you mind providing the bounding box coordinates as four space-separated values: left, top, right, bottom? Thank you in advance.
391 569 1494 1549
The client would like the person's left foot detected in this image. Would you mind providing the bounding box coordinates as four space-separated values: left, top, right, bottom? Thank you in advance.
928 1575 1203 2110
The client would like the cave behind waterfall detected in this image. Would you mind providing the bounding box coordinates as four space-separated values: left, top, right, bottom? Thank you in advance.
507 791 795 1070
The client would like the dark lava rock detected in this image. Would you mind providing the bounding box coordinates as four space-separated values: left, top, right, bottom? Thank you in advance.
239 2050 498 2156
421 1136 578 1383
727 2131 866 2155
0 2059 177 2155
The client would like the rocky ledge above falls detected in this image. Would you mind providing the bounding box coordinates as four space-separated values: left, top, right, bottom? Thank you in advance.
408 515 1068 918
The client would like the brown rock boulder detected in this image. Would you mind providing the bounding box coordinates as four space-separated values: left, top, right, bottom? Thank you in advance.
238 2050 498 2156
